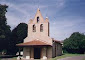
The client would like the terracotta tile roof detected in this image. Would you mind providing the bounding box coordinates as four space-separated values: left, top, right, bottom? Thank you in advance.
52 38 62 44
53 40 61 43
16 40 52 47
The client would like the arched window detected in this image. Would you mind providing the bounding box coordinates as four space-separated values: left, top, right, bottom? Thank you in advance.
37 16 39 23
33 24 36 32
40 24 43 32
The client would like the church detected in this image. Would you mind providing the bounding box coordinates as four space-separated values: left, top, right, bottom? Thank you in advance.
17 8 62 60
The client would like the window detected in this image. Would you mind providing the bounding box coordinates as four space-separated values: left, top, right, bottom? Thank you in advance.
37 16 39 23
40 24 43 32
33 25 36 32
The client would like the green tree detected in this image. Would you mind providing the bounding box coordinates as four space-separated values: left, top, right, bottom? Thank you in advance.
9 23 28 55
63 32 85 54
0 4 11 54
15 23 28 44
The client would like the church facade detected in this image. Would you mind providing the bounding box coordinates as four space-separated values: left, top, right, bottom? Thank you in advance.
17 8 62 59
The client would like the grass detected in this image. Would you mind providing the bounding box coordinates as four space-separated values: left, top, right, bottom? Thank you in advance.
52 53 85 60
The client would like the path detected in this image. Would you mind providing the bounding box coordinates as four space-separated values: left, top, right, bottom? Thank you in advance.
57 56 85 60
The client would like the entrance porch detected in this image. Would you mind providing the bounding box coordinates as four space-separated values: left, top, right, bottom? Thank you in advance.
17 40 52 59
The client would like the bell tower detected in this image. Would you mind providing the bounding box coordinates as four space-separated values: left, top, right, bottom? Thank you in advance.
24 8 52 45
28 8 49 37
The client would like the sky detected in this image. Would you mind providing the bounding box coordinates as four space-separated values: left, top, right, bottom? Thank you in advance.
0 0 85 40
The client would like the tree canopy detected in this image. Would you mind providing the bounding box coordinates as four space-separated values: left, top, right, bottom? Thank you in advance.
12 23 28 44
9 23 28 55
0 4 28 55
63 32 85 54
0 4 11 53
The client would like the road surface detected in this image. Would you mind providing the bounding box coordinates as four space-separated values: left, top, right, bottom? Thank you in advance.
57 56 85 60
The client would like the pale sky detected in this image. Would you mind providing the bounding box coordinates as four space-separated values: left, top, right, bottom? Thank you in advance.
0 0 85 40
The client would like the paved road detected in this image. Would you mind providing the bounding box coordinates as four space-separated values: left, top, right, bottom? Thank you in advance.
57 56 85 60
